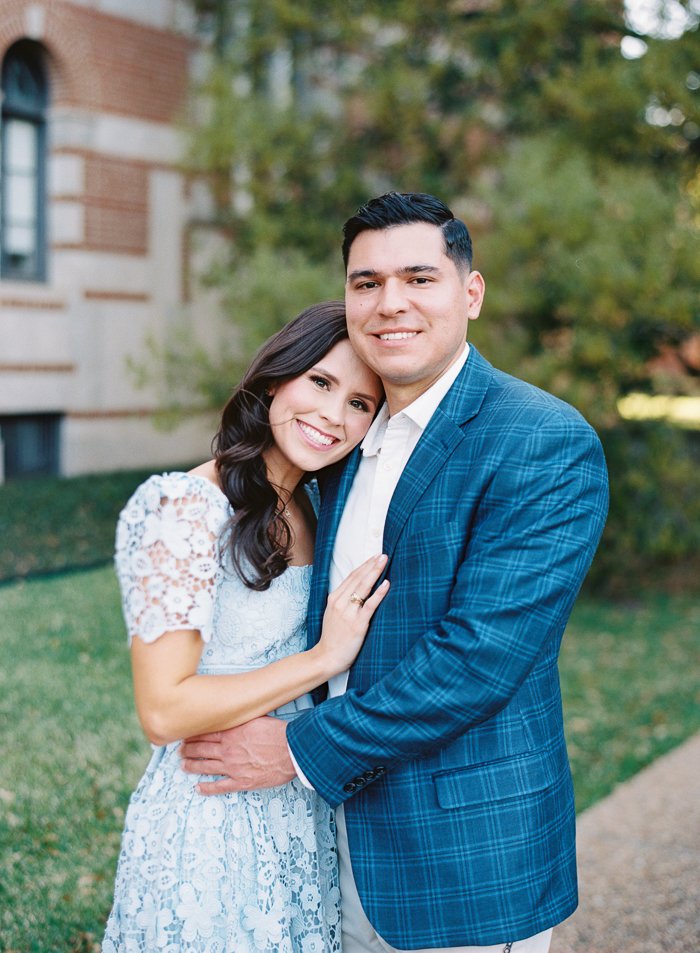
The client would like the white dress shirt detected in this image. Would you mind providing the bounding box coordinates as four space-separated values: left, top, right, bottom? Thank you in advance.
289 345 469 784
326 342 470 697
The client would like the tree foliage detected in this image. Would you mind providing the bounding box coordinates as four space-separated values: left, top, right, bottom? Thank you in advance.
471 136 700 424
177 0 700 592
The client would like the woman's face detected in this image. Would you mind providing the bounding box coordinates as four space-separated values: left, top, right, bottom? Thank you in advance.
266 339 383 479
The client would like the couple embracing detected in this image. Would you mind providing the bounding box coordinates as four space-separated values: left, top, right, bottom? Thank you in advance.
103 192 608 953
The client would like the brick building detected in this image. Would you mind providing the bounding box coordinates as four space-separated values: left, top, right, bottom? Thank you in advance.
0 0 218 481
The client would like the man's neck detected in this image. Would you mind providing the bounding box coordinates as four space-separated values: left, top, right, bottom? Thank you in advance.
384 346 468 416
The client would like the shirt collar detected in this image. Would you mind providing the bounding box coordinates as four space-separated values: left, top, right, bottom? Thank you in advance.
360 343 470 456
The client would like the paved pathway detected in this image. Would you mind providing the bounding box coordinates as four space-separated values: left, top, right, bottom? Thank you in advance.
551 732 700 953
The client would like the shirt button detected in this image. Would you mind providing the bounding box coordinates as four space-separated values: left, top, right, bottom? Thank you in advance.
372 528 381 538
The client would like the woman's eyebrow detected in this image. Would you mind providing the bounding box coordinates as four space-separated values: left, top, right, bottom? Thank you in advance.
310 365 379 405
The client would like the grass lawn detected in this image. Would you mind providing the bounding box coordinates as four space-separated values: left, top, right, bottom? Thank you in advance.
560 594 700 810
1 568 699 951
0 569 146 952
0 465 195 582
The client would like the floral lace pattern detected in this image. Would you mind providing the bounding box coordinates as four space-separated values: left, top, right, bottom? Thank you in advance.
104 473 340 952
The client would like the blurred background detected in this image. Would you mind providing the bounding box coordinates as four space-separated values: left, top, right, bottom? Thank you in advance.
0 0 698 949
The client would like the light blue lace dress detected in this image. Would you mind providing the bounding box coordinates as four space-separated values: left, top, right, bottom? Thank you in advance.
103 472 340 953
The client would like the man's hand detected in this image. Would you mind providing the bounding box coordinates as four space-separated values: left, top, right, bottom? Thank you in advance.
179 716 295 795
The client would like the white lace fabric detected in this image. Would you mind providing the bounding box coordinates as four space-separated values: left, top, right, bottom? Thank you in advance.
104 472 340 952
115 473 228 646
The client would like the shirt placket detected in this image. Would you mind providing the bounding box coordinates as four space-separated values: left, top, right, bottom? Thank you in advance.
364 414 410 560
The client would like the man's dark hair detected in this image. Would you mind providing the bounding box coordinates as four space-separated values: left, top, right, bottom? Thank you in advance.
342 192 473 273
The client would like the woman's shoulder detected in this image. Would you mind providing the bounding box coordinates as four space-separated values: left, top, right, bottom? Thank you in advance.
186 459 220 487
117 468 229 543
115 468 231 582
127 466 224 508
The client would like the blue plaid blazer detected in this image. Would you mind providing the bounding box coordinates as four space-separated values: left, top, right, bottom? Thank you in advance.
287 347 609 948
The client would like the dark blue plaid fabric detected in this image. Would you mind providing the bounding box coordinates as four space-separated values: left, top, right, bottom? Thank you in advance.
287 347 609 948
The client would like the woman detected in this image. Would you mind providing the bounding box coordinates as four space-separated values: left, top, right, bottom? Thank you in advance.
103 301 387 952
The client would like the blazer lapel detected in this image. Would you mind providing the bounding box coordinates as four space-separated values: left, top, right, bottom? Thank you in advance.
382 420 465 557
308 347 494 633
383 347 493 557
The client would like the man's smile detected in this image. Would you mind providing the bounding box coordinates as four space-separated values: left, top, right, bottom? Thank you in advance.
377 331 419 341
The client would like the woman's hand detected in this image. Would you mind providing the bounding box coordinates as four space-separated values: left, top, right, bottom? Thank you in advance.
315 554 390 674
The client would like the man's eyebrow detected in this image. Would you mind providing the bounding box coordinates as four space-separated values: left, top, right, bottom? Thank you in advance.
401 264 440 275
347 264 440 282
346 268 380 282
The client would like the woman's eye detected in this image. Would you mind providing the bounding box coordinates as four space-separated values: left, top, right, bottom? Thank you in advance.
310 376 330 389
350 398 370 412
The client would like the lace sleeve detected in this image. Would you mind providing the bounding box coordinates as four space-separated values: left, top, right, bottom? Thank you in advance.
114 473 227 645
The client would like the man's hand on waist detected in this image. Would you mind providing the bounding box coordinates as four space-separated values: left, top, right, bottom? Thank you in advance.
179 715 295 795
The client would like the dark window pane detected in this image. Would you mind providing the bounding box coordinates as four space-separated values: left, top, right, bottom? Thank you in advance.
0 415 61 479
2 40 48 117
1 40 48 281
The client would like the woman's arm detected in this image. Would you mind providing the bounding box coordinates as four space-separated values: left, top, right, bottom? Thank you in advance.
131 630 327 746
131 554 388 746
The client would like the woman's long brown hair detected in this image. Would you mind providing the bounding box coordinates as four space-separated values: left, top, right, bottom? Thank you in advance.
213 300 350 590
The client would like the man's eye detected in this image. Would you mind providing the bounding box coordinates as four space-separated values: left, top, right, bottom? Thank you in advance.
357 281 379 290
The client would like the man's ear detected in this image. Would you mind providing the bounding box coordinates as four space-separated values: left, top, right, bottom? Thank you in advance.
465 270 485 322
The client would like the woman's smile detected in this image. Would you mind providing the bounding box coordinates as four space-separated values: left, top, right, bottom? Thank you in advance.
295 420 340 449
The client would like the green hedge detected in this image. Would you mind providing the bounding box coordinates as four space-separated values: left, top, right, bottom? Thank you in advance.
0 465 194 582
589 424 700 596
2 432 699 596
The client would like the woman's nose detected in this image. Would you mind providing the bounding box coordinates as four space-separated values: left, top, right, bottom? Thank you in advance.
318 394 345 426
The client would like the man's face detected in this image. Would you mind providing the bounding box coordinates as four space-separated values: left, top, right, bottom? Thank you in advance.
344 222 485 413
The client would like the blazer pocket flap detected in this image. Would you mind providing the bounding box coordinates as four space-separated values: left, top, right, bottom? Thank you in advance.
433 751 555 810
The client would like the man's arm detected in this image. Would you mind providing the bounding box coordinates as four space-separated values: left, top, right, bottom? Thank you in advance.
183 415 608 799
286 416 608 806
180 716 294 794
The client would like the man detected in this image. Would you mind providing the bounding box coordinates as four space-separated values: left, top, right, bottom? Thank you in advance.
181 192 609 952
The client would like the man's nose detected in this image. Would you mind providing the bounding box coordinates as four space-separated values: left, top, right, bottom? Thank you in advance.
377 279 407 316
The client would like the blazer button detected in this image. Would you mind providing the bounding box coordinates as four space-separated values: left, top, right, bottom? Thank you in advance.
343 781 357 794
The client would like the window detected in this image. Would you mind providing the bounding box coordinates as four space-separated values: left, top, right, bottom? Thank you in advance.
0 414 61 480
0 40 49 281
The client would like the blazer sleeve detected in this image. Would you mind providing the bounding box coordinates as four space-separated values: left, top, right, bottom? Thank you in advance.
286 410 609 807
